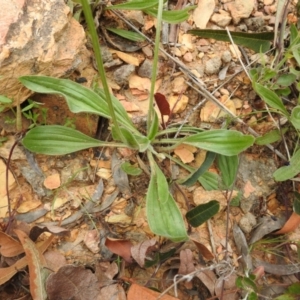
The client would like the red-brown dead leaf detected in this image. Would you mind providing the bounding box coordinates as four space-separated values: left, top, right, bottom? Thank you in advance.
127 283 179 300
154 93 171 116
130 238 157 267
0 231 24 257
95 262 119 287
275 212 300 235
43 173 61 189
14 229 48 300
99 284 126 300
178 249 195 275
0 233 54 285
195 265 217 297
46 265 100 300
105 237 133 263
44 250 67 272
191 239 214 261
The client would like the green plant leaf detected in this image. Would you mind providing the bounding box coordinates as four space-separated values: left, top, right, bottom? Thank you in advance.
181 151 216 186
106 27 145 42
145 6 195 24
198 171 219 191
0 95 12 104
276 73 297 87
182 130 254 156
106 0 159 10
291 106 300 129
290 24 299 44
253 82 289 116
147 111 159 141
273 148 300 181
121 162 142 176
186 200 219 227
188 29 274 53
217 154 239 188
146 157 188 241
255 129 283 145
19 76 135 130
22 125 108 155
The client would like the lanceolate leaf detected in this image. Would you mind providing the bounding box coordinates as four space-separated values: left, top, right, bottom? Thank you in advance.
146 156 188 241
188 29 274 53
293 192 300 215
182 130 254 156
106 27 145 42
19 76 134 130
253 82 289 116
181 151 216 186
291 106 300 129
22 125 109 155
273 148 300 181
106 0 159 10
186 200 219 228
217 154 239 188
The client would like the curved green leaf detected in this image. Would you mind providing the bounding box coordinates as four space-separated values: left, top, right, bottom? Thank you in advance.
291 106 300 129
253 82 288 116
255 129 283 145
106 0 159 10
106 27 145 42
188 29 274 53
182 130 254 156
273 148 300 181
121 162 142 176
217 154 239 188
22 125 110 155
146 157 188 241
186 200 219 228
181 151 216 186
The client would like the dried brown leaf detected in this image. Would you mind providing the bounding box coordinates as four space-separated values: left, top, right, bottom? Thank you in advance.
275 212 300 235
14 229 48 300
0 234 54 285
191 239 214 261
29 225 70 241
0 231 24 257
174 144 196 163
99 284 126 300
44 250 67 272
46 265 100 300
178 249 195 275
127 283 179 300
130 238 157 267
195 265 217 297
105 237 133 263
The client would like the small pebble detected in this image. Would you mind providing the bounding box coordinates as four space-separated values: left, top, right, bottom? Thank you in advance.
239 212 257 234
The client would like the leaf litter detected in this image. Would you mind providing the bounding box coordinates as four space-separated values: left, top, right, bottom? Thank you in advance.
1 0 300 299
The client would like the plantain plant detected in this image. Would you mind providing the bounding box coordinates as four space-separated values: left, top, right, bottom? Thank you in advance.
19 0 254 241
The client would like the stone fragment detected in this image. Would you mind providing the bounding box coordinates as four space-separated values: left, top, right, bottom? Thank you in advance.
244 17 265 31
239 212 257 234
221 50 232 63
169 94 189 113
171 77 188 93
113 64 135 86
122 10 144 27
138 59 153 78
193 0 215 28
226 0 255 24
205 56 222 75
211 13 232 27
0 0 88 106
183 52 193 62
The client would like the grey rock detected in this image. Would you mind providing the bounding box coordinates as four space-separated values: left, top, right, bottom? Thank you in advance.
138 59 153 78
239 212 257 234
205 56 222 75
113 64 135 86
244 17 265 32
221 50 232 63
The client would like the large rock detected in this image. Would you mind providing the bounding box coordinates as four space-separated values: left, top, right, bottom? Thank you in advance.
0 0 88 107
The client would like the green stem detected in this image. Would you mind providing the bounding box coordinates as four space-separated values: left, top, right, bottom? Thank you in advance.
81 0 124 142
147 0 164 134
